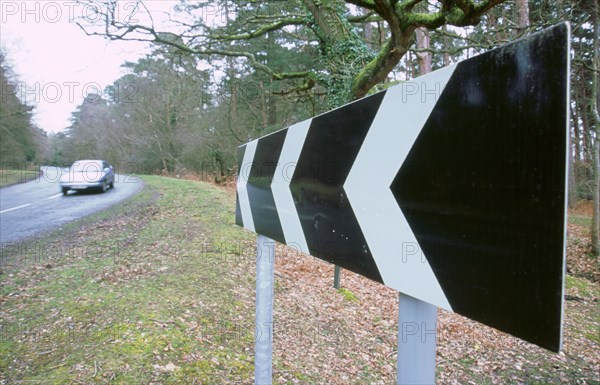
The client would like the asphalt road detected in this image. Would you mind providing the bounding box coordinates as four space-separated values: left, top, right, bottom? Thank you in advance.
0 166 144 244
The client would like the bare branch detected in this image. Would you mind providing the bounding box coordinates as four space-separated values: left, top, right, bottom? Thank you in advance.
348 11 381 23
206 17 308 41
345 0 378 10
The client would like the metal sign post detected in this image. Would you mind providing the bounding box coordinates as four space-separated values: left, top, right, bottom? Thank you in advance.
397 293 437 385
333 265 341 289
255 235 275 385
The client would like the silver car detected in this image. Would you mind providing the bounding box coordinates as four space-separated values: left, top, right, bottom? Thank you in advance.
59 160 115 195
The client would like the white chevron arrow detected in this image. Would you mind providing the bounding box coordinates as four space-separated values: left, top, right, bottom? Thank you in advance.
237 139 258 232
344 65 457 311
271 120 312 254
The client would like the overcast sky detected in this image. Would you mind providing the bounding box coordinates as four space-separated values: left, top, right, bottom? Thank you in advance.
1 1 181 134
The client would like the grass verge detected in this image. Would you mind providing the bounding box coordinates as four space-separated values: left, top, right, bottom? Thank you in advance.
1 176 260 384
0 169 41 188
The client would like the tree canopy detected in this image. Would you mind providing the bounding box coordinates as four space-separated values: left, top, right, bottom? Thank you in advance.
0 51 46 165
77 0 506 106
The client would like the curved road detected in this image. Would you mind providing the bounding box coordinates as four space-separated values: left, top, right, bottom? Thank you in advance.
0 166 144 244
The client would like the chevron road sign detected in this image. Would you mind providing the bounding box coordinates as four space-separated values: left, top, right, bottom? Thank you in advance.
236 23 570 352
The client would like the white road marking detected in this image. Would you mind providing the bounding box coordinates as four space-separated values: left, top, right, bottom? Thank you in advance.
0 203 32 214
0 193 63 214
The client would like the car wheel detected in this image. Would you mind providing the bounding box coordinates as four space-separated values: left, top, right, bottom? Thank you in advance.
109 180 114 189
100 182 108 193
62 187 69 195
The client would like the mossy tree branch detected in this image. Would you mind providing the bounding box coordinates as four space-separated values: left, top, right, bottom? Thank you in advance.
351 0 507 100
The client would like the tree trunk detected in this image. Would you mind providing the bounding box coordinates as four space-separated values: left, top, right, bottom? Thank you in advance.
592 138 599 256
442 25 451 67
364 14 374 50
568 144 577 209
487 9 501 43
266 32 277 127
516 0 530 31
569 103 580 208
260 81 268 129
581 96 591 164
302 0 351 45
590 2 600 256
415 28 432 75
414 1 431 75
572 99 582 161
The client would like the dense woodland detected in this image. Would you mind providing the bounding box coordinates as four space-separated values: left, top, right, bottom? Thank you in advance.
0 0 598 254
0 53 47 166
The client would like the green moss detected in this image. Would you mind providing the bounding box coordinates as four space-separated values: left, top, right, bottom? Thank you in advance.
337 287 359 302
584 332 600 343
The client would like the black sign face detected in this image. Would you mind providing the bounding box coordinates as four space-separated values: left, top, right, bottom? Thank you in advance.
236 23 569 352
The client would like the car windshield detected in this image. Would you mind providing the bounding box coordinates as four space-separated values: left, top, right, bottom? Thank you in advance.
71 161 103 173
